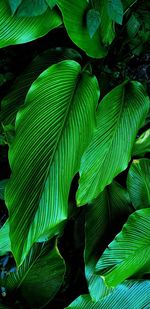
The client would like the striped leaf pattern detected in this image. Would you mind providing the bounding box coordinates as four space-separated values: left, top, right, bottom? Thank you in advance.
0 1 62 48
5 60 100 265
76 81 150 205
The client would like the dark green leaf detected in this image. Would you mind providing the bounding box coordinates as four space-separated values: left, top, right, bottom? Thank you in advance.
77 81 149 205
46 0 57 9
0 180 8 200
5 60 100 266
96 209 150 287
86 9 101 38
8 0 23 14
5 242 65 308
16 0 48 17
127 159 150 210
65 280 150 308
0 1 62 48
85 181 132 300
107 0 123 25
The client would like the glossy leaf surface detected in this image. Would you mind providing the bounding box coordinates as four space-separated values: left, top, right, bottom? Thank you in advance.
5 60 99 266
77 81 149 205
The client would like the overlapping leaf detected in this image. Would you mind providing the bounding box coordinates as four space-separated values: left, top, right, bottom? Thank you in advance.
0 1 62 48
57 0 107 58
15 0 48 17
5 60 100 266
1 48 82 128
127 159 150 209
4 242 65 308
132 129 150 157
65 280 150 309
76 81 149 205
96 208 150 287
85 181 132 300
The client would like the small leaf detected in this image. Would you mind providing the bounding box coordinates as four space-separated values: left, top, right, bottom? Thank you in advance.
96 208 150 287
132 129 150 157
46 0 57 9
86 9 101 38
16 0 48 17
107 0 123 25
127 14 141 38
127 159 150 210
8 0 23 14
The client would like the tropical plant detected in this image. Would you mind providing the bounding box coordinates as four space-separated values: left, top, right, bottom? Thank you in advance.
0 0 150 308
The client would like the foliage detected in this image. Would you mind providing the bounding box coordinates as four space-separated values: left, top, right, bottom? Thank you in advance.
0 0 150 308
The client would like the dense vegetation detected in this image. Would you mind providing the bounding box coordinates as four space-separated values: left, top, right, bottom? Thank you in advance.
0 0 150 308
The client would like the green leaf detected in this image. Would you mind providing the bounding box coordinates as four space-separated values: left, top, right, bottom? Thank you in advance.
0 1 62 48
5 242 65 308
5 60 100 266
132 129 150 157
126 14 141 38
0 220 11 256
85 181 132 300
0 180 8 200
96 208 150 287
1 48 82 128
65 280 150 308
98 0 115 45
57 0 107 58
86 9 101 39
8 0 23 14
127 159 150 210
107 0 123 25
76 81 149 206
16 0 48 17
46 0 57 9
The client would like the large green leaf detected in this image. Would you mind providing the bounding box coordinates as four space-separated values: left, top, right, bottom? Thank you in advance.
96 208 150 287
65 280 150 308
85 181 132 300
57 0 107 58
76 81 149 205
132 129 150 157
127 159 150 210
0 1 62 48
5 60 99 266
4 242 65 308
0 220 11 256
1 48 82 128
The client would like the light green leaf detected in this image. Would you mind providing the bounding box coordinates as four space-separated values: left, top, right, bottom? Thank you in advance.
16 0 48 17
76 81 149 206
132 129 150 157
96 208 150 287
86 9 101 39
5 242 65 308
5 60 99 266
0 180 8 200
107 0 123 25
46 0 57 9
65 280 150 308
57 0 107 58
8 0 23 14
0 220 11 256
127 159 150 210
0 1 62 48
1 48 82 129
85 181 132 300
